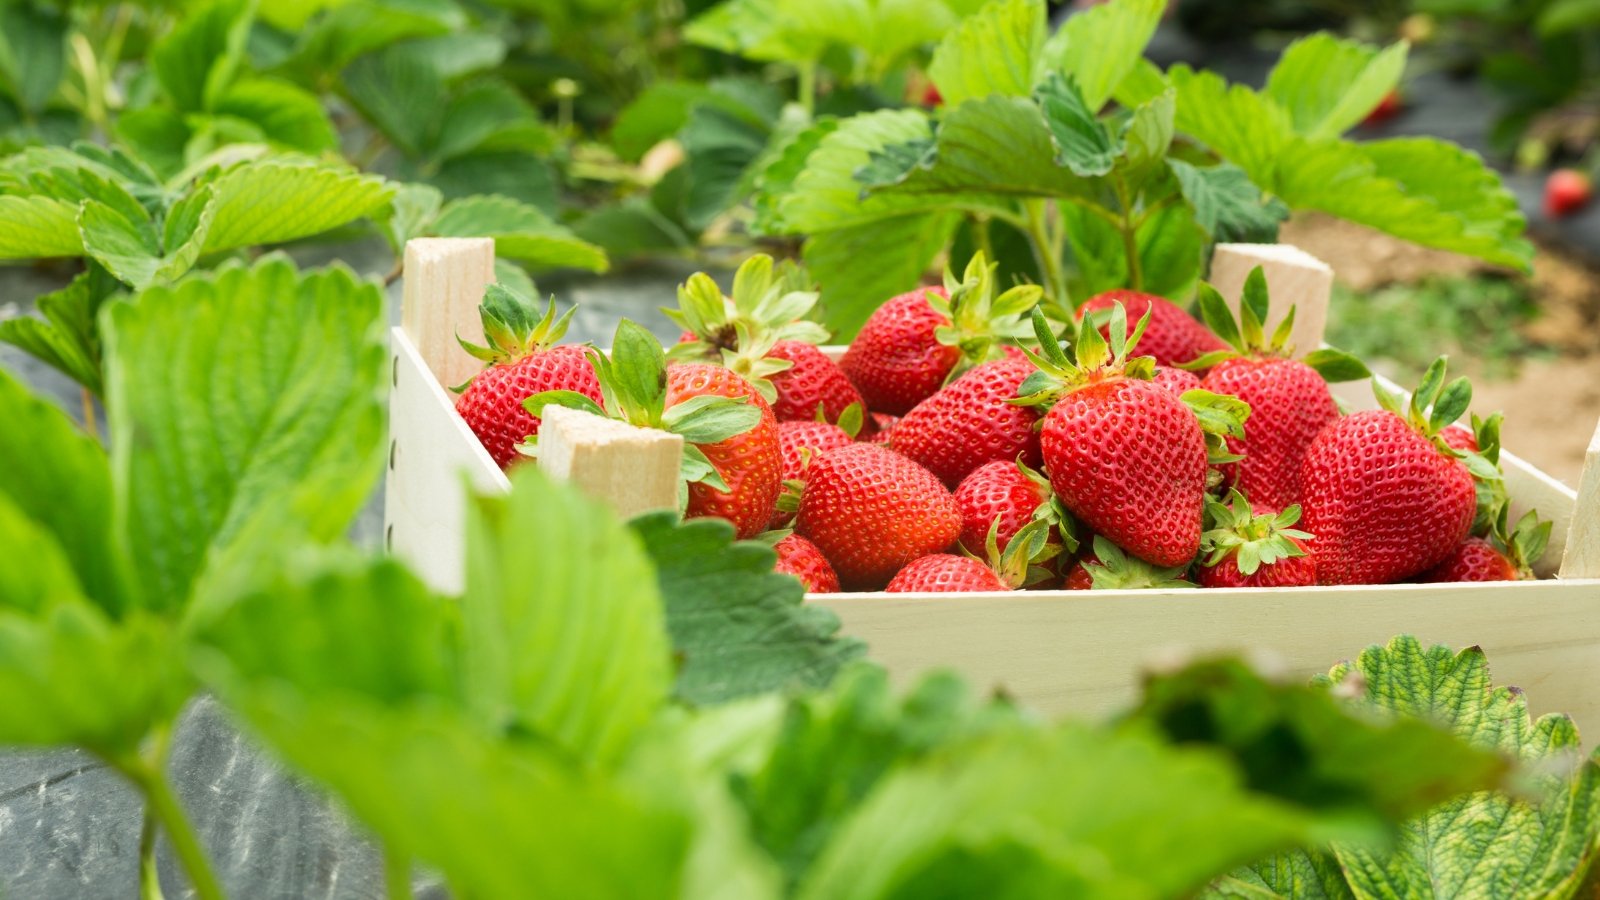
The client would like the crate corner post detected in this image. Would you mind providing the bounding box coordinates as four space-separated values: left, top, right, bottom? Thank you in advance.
536 406 684 521
1559 417 1600 580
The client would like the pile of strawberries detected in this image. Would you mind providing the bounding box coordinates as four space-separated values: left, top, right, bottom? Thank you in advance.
454 253 1553 594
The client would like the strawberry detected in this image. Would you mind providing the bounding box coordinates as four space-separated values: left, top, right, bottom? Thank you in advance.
1419 508 1549 583
1197 490 1316 588
1078 290 1225 369
795 443 960 589
1544 169 1592 219
1189 267 1370 512
954 459 1072 556
770 407 862 527
1362 89 1403 126
1151 366 1201 396
1298 358 1482 584
1016 306 1245 568
891 357 1043 487
1441 423 1477 453
454 286 602 469
768 532 841 593
1062 536 1195 590
526 320 779 538
866 413 899 445
840 252 1041 415
665 255 867 427
886 520 1058 593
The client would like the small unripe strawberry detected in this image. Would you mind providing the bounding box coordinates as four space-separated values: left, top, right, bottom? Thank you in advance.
1545 169 1592 219
1362 89 1403 126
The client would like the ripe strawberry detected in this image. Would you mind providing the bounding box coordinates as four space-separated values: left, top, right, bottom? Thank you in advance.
1545 169 1592 219
886 554 1008 592
1017 306 1238 568
1362 89 1403 126
770 410 861 527
1197 490 1316 588
769 532 841 593
1299 358 1480 584
795 443 960 589
1419 508 1549 583
527 320 778 538
866 413 899 445
886 520 1058 593
1441 424 1477 453
665 255 868 427
891 357 1043 487
1151 366 1201 396
840 252 1041 415
1062 536 1194 590
1189 268 1369 511
1079 290 1225 369
954 459 1064 555
454 286 602 469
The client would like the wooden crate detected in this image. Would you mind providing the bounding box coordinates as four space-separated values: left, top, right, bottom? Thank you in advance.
385 239 1600 736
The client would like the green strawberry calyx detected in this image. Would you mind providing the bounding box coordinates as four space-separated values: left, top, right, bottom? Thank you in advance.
1185 265 1370 383
663 254 828 402
933 251 1045 383
1015 458 1081 555
963 518 1061 589
454 284 577 389
1490 507 1552 579
1079 536 1195 590
522 318 763 507
1199 490 1313 576
1012 303 1156 409
1375 356 1510 525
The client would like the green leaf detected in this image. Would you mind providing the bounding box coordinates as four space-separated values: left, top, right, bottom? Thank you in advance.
0 600 186 754
688 0 972 75
341 43 444 156
102 257 388 614
402 32 507 81
0 194 83 258
431 194 609 272
1322 636 1600 899
0 267 117 394
433 79 552 163
1264 34 1408 140
0 366 126 613
610 81 713 161
1169 160 1289 243
1168 64 1295 186
629 512 865 704
1042 0 1165 112
1300 348 1372 382
149 0 253 113
378 182 443 253
1208 851 1354 899
281 0 457 82
661 395 762 444
430 150 558 213
463 467 672 765
1539 0 1600 35
1120 89 1175 179
779 109 951 232
681 100 776 230
573 199 694 259
0 3 67 113
927 0 1046 107
805 211 961 340
113 107 192 180
1277 137 1533 271
1035 74 1122 177
684 0 823 63
1061 190 1204 299
197 159 394 252
213 78 340 154
79 182 214 290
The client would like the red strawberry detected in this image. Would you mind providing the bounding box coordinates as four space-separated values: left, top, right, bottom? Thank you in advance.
1299 359 1479 585
1079 290 1225 369
1191 267 1369 512
1197 491 1316 588
1362 89 1403 126
455 286 601 469
1545 169 1592 219
669 364 782 538
771 415 858 527
665 255 864 425
954 459 1056 555
886 555 1007 592
1061 536 1194 590
866 414 899 445
1441 423 1477 453
771 532 841 593
527 320 777 538
840 253 1041 415
1018 306 1232 568
795 443 960 589
1151 366 1201 396
891 357 1043 487
886 519 1058 593
1419 509 1549 583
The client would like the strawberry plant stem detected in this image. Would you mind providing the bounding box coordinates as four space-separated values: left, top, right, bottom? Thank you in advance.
385 848 414 900
139 803 165 900
81 387 98 441
120 751 226 900
972 215 994 260
1023 199 1070 316
1112 174 1143 291
797 61 817 118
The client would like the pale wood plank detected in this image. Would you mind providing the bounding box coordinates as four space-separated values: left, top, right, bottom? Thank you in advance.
1560 418 1600 580
383 328 508 595
401 237 497 392
537 406 683 521
1209 243 1334 356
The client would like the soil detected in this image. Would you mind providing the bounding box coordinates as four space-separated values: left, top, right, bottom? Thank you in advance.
1281 213 1600 486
